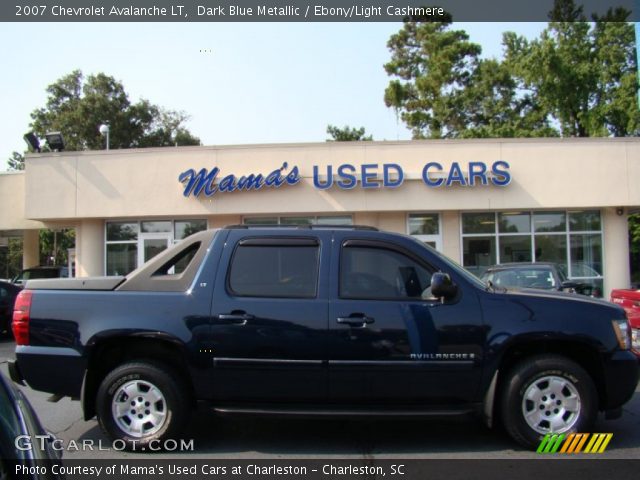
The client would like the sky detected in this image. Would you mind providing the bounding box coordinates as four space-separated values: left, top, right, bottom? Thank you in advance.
0 22 545 169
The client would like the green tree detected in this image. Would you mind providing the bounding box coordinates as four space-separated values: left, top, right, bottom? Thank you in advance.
326 125 373 141
39 229 75 267
384 0 639 139
30 70 200 151
504 0 639 137
0 238 23 279
384 21 554 139
7 151 24 171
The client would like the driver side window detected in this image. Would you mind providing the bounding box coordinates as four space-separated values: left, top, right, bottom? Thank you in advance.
339 246 434 300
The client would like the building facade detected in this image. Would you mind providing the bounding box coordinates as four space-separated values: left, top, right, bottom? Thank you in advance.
0 137 638 297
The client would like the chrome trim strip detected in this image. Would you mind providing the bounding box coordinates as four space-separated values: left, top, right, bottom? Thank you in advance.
329 360 474 366
213 357 323 366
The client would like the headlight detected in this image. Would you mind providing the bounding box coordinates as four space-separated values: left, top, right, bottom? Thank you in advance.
632 328 640 351
612 319 632 350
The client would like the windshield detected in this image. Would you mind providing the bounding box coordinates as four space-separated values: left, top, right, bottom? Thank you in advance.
556 264 569 282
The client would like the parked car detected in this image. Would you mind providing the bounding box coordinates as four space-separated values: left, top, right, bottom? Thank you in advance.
480 262 601 297
0 370 64 478
9 226 638 451
610 288 640 353
0 280 21 337
11 266 69 286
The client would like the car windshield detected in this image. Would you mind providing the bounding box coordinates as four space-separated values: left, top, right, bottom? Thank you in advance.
556 264 569 282
487 268 556 290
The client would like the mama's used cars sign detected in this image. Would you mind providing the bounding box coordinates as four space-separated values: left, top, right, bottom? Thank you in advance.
178 161 511 198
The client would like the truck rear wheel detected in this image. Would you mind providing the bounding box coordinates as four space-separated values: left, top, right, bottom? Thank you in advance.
501 355 597 450
96 362 189 450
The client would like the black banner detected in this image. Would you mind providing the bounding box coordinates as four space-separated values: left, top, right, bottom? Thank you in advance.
1 0 637 22
6 459 640 480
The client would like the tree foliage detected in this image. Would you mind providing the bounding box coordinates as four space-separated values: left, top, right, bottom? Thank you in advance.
504 0 639 137
39 229 75 267
326 125 373 141
29 70 200 151
8 151 24 171
384 0 639 139
0 238 23 280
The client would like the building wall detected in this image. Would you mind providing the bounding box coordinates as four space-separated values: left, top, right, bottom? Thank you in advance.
0 173 44 230
5 138 638 297
23 138 640 221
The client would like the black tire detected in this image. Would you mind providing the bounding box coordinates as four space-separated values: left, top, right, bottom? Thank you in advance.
96 362 190 451
500 355 598 450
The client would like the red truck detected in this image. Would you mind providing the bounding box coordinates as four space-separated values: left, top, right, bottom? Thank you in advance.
611 289 640 354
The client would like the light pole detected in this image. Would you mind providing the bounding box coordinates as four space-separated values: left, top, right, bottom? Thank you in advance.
99 124 110 150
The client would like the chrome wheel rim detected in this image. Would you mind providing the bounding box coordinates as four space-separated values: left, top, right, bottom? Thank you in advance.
111 380 167 438
522 375 581 434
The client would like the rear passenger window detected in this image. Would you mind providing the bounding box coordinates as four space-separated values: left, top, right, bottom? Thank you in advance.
228 240 319 298
340 246 433 300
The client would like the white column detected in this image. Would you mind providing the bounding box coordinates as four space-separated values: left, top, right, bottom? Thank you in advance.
22 229 39 268
76 219 104 277
441 211 461 263
602 207 630 298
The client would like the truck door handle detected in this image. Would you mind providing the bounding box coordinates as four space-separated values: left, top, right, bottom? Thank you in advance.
217 312 254 325
337 315 375 328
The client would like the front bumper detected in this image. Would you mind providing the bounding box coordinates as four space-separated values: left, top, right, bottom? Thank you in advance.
602 350 640 410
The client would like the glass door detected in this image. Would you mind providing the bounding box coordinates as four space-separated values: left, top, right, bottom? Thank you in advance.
137 232 172 267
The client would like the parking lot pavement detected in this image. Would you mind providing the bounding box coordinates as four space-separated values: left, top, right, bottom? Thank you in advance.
1 337 639 460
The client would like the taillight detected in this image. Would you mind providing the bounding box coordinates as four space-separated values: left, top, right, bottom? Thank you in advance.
12 290 32 346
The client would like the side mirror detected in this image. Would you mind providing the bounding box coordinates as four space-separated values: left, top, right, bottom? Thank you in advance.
431 272 458 300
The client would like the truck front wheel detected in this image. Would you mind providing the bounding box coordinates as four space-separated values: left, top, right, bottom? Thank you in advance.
501 355 598 449
96 362 189 450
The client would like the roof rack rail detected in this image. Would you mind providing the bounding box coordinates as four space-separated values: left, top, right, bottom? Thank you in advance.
224 224 379 231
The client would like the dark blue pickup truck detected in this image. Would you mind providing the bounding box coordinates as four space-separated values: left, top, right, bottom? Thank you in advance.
8 225 639 450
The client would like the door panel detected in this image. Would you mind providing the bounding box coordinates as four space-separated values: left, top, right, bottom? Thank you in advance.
328 234 484 406
209 231 329 403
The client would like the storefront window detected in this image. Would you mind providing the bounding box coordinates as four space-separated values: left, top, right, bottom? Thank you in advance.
461 210 603 295
141 221 172 233
106 244 137 276
570 234 602 276
463 237 496 276
315 216 352 225
533 212 565 233
243 215 353 226
106 222 138 241
569 210 601 232
280 217 314 225
407 213 442 251
409 213 439 235
106 219 207 276
499 235 532 263
462 212 495 234
243 217 279 225
174 220 207 240
498 212 531 233
534 235 567 267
